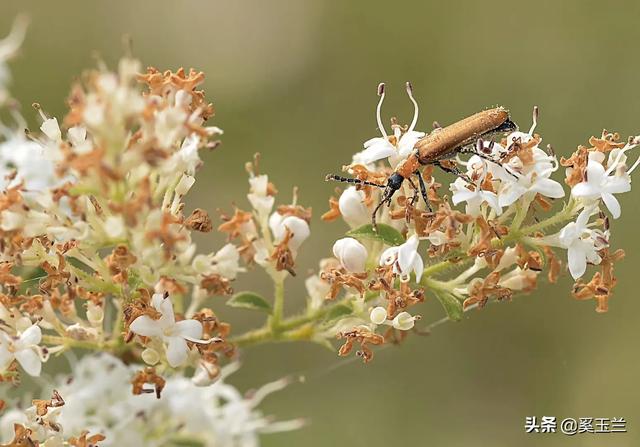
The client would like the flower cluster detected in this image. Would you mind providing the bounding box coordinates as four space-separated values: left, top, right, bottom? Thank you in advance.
317 86 637 361
0 354 302 446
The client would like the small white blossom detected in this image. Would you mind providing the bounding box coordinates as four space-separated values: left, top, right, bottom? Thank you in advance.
392 312 417 331
332 237 368 273
450 175 501 216
491 141 565 207
247 175 274 217
338 186 370 228
0 324 43 377
379 234 424 282
498 267 538 290
268 213 310 253
0 132 60 191
193 244 245 280
369 306 388 325
40 117 62 142
129 293 205 367
552 207 607 279
571 158 631 219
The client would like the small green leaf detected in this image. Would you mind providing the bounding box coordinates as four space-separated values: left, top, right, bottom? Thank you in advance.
323 303 353 322
434 291 463 321
347 223 404 246
227 292 272 313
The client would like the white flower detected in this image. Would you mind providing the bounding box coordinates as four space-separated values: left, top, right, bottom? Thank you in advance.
40 117 62 142
155 106 187 149
498 267 538 290
0 132 60 192
0 354 303 447
369 306 388 325
0 324 42 377
211 243 245 279
450 176 501 216
492 145 565 207
193 244 245 280
392 312 417 331
571 158 631 219
554 207 607 279
247 175 274 217
355 82 425 166
338 186 369 228
175 173 196 196
305 259 337 311
379 234 424 282
332 237 368 273
268 213 310 253
129 293 205 367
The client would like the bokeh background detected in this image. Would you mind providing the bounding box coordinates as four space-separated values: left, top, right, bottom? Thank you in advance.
2 1 640 446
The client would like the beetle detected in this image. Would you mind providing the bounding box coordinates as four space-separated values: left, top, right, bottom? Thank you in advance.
326 83 518 229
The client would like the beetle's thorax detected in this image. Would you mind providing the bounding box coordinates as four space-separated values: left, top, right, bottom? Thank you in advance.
395 152 421 178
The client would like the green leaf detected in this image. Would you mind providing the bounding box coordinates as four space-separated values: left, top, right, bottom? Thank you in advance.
434 291 463 322
227 292 272 313
347 223 404 246
323 303 353 322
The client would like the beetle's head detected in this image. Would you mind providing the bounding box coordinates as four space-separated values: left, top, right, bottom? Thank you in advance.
381 173 405 206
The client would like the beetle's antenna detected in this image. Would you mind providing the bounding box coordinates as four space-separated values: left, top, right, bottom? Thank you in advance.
528 106 539 135
325 174 386 189
376 83 388 138
405 81 419 132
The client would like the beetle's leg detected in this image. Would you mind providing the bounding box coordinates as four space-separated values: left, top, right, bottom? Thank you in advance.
433 161 472 184
405 177 419 205
460 140 518 179
371 186 393 232
404 177 421 223
414 170 432 212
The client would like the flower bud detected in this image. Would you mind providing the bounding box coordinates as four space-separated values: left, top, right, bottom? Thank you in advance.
338 187 369 228
40 117 61 141
269 214 310 252
141 347 160 366
175 174 196 196
495 246 518 272
333 237 368 273
370 306 388 325
86 301 104 327
392 312 416 331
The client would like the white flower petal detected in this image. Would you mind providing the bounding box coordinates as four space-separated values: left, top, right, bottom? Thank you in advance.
571 182 600 198
359 138 396 164
0 344 13 372
567 245 587 279
165 336 189 367
531 178 565 199
585 159 606 185
19 324 41 346
157 295 176 327
498 183 528 207
130 315 163 338
601 192 621 219
15 349 41 377
173 319 203 340
604 176 631 194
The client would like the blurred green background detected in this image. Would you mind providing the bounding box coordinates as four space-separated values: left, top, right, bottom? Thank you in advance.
2 1 640 445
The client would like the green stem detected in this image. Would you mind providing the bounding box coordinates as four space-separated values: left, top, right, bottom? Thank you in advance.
511 193 535 231
42 334 116 352
269 277 285 332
